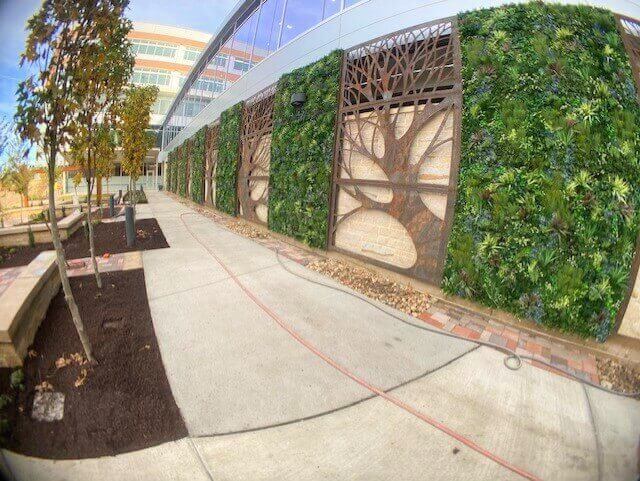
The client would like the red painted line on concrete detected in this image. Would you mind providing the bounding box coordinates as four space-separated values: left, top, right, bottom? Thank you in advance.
179 212 542 481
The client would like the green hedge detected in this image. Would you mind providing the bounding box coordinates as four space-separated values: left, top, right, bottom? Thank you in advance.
171 148 179 193
268 50 342 248
443 3 640 339
216 102 243 215
165 153 172 192
178 143 187 197
191 128 205 203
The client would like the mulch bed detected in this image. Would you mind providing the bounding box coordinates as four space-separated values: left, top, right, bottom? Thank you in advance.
2 269 187 459
0 218 169 268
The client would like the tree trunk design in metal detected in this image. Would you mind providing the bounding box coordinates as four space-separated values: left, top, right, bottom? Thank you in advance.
618 15 640 100
329 18 462 284
238 85 276 225
205 123 220 206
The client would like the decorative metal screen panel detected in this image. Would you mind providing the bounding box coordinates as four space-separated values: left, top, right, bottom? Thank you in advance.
618 15 640 99
238 85 276 225
205 122 220 206
328 18 462 284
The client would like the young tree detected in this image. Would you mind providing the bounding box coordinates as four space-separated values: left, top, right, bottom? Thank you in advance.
119 85 157 209
69 9 132 290
94 123 117 206
15 0 133 363
1 152 34 208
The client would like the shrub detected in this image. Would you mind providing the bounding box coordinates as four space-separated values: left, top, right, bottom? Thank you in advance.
443 3 640 339
269 50 342 248
177 143 187 197
216 102 243 215
191 128 205 203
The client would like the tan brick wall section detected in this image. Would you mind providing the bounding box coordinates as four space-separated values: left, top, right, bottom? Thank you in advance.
335 105 453 269
619 268 640 338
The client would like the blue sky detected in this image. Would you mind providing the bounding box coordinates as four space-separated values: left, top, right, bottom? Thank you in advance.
0 0 237 120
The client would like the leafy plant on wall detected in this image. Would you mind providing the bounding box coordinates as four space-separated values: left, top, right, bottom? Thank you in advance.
443 3 640 339
269 50 342 248
171 148 179 193
191 128 206 203
216 102 243 215
178 142 187 197
165 152 172 192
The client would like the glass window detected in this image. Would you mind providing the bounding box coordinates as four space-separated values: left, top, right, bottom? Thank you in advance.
253 0 286 62
213 53 229 67
323 0 340 19
132 68 171 86
280 0 323 47
344 0 361 7
233 58 251 72
231 9 259 77
130 40 177 58
183 48 201 62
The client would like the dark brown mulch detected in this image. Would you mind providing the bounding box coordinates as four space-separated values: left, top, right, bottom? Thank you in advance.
0 218 169 268
5 269 187 459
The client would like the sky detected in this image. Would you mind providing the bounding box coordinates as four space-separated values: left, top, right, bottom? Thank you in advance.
0 0 237 121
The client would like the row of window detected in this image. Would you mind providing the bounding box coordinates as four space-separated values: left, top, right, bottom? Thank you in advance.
132 68 171 86
131 39 204 62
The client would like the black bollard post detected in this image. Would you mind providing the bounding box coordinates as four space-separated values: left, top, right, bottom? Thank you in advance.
109 195 115 217
125 205 135 247
118 189 123 204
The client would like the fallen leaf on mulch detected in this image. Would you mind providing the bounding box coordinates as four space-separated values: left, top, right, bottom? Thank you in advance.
102 253 110 259
35 381 53 393
27 350 37 358
70 353 87 365
55 357 71 369
139 344 150 351
74 368 88 388
597 357 640 394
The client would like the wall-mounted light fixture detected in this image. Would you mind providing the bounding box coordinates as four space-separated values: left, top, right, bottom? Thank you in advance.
290 92 306 107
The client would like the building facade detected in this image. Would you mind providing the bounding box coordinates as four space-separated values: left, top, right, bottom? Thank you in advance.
62 22 213 195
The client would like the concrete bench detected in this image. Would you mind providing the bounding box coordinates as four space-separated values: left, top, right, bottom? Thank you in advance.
0 251 60 367
0 211 83 247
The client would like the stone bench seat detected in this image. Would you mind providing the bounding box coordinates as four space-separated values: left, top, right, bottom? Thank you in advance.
0 251 60 367
0 211 83 247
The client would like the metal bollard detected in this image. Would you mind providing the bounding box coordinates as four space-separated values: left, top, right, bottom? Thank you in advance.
125 205 135 247
109 195 115 217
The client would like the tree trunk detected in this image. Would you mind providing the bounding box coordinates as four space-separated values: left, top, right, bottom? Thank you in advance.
96 175 103 207
22 194 29 208
48 148 96 363
85 179 102 289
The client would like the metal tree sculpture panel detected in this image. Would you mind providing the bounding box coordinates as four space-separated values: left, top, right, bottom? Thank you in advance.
618 15 640 99
329 18 462 284
238 85 276 225
205 122 220 206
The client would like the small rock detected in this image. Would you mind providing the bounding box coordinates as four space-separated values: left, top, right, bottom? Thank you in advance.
32 391 65 422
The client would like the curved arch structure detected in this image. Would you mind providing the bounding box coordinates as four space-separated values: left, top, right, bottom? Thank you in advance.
160 0 640 155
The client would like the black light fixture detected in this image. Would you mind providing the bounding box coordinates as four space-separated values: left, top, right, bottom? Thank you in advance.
290 92 306 107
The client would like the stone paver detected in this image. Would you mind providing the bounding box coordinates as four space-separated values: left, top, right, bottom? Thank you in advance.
0 266 25 296
66 251 143 278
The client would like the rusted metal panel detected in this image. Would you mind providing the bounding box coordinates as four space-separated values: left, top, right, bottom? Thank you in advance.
617 14 640 100
328 17 463 285
238 84 276 226
205 122 220 207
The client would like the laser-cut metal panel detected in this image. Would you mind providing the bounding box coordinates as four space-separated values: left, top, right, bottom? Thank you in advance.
329 18 462 285
205 123 220 207
238 85 276 225
618 15 640 99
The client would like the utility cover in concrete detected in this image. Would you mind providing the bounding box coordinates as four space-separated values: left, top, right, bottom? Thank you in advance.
32 391 64 422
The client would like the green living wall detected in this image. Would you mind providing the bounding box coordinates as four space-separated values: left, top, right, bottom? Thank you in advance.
269 50 342 248
165 153 172 192
216 102 243 215
443 3 640 339
191 128 205 203
178 143 187 197
171 149 178 193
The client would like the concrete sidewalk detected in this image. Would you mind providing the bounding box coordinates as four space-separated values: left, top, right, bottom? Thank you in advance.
4 190 639 481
